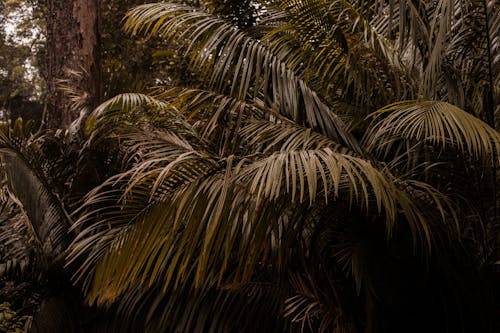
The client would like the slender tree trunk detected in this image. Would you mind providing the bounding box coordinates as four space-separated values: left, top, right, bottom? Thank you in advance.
45 0 102 128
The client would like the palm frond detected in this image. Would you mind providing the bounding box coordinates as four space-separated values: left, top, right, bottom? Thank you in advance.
67 139 223 301
0 204 33 279
123 3 362 154
86 93 174 140
239 120 350 154
364 100 500 162
0 128 72 265
154 88 271 155
268 0 413 103
68 135 456 306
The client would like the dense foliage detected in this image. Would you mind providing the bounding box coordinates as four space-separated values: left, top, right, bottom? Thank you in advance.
0 0 499 332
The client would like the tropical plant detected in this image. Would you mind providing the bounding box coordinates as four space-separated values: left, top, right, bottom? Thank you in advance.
0 0 498 332
56 0 499 332
0 118 127 332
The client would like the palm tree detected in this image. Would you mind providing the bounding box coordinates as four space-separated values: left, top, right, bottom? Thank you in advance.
61 1 499 332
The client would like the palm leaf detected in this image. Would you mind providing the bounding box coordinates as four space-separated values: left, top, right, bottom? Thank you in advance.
239 120 350 154
0 204 33 278
69 137 455 305
86 93 175 142
364 100 500 162
266 0 413 105
123 3 362 154
0 129 72 265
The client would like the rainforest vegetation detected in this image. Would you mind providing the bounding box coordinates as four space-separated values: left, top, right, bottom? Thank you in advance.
0 1 499 332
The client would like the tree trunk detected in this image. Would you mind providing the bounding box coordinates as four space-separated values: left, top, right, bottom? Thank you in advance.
45 0 102 128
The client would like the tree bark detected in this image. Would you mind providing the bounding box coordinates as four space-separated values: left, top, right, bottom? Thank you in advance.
45 0 102 128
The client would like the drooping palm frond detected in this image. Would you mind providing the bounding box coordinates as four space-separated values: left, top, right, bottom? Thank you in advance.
364 100 500 162
244 120 458 245
69 127 455 306
123 3 362 154
68 126 224 301
0 124 72 265
91 92 171 119
86 89 275 159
